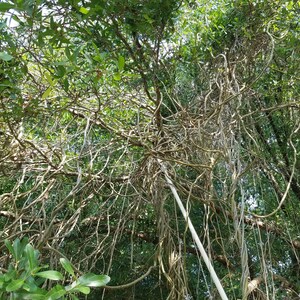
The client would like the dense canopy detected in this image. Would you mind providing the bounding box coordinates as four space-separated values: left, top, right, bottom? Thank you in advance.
0 0 299 299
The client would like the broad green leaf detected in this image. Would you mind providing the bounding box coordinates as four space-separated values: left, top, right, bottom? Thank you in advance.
4 240 15 258
65 281 90 294
0 3 15 12
117 55 125 71
6 279 24 292
45 285 66 300
64 280 77 292
11 289 47 300
42 86 52 99
13 238 21 261
0 52 13 61
72 285 90 294
59 258 74 277
4 269 17 282
25 244 39 271
78 273 110 287
0 276 4 289
79 7 89 14
35 271 63 281
65 280 80 291
32 265 48 274
93 55 102 63
113 73 121 81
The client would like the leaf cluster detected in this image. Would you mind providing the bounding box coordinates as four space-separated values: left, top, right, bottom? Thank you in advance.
1 238 110 300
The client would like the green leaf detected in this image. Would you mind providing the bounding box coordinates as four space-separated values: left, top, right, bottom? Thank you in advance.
6 279 24 292
22 280 38 292
113 73 121 81
93 55 102 63
65 281 90 294
13 238 21 261
117 55 125 71
78 273 110 287
63 78 69 91
20 294 46 300
4 240 15 259
0 276 4 289
32 265 48 274
4 269 17 282
55 65 66 78
64 281 76 292
35 271 63 281
45 285 66 300
0 3 15 12
50 17 56 30
25 244 39 271
59 258 75 277
11 290 47 300
42 86 52 99
79 7 89 14
0 52 13 61
65 47 71 60
72 285 90 294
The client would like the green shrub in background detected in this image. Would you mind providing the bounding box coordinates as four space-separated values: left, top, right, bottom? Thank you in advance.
0 238 110 299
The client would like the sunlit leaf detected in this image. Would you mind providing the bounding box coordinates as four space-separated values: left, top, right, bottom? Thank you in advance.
0 51 13 61
25 244 39 271
35 271 63 281
59 258 75 277
72 285 90 294
42 86 52 99
79 7 89 14
78 273 110 287
113 73 121 81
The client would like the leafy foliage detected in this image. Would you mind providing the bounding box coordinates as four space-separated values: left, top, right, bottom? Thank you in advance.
0 239 110 299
